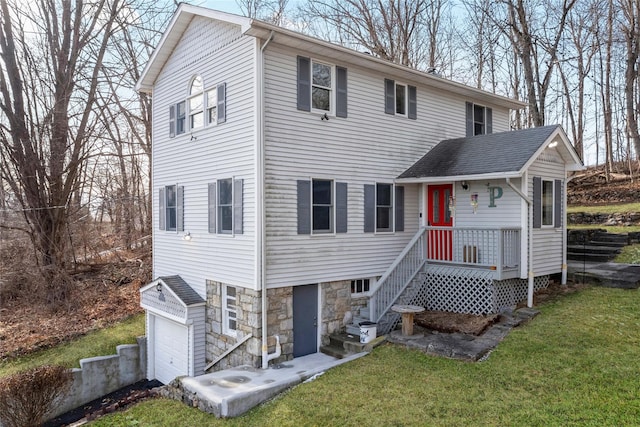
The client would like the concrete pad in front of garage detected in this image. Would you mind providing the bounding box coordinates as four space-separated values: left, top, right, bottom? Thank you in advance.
169 352 367 418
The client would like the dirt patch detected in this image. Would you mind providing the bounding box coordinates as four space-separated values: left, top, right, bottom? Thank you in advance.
0 248 150 361
414 311 499 335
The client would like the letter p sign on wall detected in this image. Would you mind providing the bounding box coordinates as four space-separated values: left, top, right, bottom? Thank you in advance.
488 186 503 207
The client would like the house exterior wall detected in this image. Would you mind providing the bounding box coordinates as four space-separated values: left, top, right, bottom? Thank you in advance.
450 179 522 228
528 148 566 276
152 16 258 297
261 43 512 289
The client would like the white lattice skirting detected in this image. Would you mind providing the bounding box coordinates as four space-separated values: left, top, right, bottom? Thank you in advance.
415 265 550 315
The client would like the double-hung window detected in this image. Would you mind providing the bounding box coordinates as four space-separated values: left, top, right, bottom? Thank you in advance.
384 79 417 119
208 178 243 235
297 56 348 118
176 102 186 135
207 88 217 125
223 285 237 337
312 179 333 233
465 102 493 136
376 183 393 232
169 80 226 138
158 185 184 232
533 176 562 229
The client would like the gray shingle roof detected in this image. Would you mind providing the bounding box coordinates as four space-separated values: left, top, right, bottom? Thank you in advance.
398 125 561 179
158 275 205 306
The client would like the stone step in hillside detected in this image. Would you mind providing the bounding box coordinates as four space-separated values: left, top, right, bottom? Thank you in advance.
591 232 629 246
569 263 640 289
567 244 622 263
319 332 382 359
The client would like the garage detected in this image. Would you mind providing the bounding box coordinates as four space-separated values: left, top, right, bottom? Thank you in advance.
140 276 206 384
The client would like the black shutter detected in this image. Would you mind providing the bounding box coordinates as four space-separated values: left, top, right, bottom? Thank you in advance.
465 101 473 137
364 184 375 232
208 183 216 233
408 86 417 120
336 66 348 118
234 179 243 234
297 56 311 112
217 83 226 124
533 176 542 229
169 105 175 138
554 179 562 228
176 186 184 232
384 79 395 115
395 185 404 232
336 182 348 233
486 107 493 134
297 180 311 234
158 188 166 230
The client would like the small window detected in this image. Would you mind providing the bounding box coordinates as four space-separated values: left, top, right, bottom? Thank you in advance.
218 178 233 234
165 185 177 231
207 89 217 125
223 285 237 337
312 61 332 112
188 76 204 130
395 84 406 115
474 104 485 136
351 279 370 295
542 180 554 226
376 183 393 232
312 179 333 233
176 102 186 135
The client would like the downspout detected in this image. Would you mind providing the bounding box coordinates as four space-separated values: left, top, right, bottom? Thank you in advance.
506 177 534 308
258 31 280 369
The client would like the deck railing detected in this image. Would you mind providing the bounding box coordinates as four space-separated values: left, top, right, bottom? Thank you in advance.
426 226 521 277
369 228 427 323
369 226 522 324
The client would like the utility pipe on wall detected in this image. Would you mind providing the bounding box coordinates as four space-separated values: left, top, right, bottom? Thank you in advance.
506 177 534 308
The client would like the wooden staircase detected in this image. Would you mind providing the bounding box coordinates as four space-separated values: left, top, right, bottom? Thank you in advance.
567 231 627 263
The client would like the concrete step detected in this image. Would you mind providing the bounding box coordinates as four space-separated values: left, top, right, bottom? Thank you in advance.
589 240 628 248
320 331 376 359
592 233 629 244
567 245 622 255
567 252 617 263
568 262 640 289
319 344 349 359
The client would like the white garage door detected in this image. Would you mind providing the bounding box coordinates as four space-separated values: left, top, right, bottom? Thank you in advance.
154 316 189 385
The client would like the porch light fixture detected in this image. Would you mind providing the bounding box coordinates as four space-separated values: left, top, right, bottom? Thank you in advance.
183 231 192 241
548 140 558 148
461 181 469 191
156 283 162 292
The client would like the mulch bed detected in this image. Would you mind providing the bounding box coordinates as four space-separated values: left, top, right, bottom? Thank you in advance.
414 311 499 336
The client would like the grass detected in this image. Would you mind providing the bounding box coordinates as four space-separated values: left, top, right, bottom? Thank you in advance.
567 202 640 214
568 224 640 234
90 286 640 426
615 244 640 264
0 313 145 378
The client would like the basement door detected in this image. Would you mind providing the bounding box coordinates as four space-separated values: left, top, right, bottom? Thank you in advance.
427 184 453 261
293 284 318 357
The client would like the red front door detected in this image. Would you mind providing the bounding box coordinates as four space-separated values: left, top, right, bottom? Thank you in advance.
427 184 453 261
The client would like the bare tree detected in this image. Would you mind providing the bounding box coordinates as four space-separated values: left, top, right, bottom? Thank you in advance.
619 0 640 160
236 0 290 25
0 0 123 274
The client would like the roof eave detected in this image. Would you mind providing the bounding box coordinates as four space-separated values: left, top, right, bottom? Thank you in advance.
518 126 584 174
395 171 523 184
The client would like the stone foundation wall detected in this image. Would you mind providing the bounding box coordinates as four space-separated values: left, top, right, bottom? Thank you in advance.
266 287 293 363
205 280 262 371
320 281 353 345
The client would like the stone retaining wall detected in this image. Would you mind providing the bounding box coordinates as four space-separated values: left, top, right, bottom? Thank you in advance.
568 212 640 226
47 336 147 421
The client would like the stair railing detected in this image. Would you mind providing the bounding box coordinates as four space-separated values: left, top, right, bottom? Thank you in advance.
369 227 427 325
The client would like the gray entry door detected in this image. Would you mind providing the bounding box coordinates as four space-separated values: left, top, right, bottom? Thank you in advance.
293 284 318 357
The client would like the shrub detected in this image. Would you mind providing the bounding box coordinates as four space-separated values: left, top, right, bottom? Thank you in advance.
0 365 73 427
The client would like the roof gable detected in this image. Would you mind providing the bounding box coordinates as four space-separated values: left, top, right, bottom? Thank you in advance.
398 125 583 181
140 275 205 323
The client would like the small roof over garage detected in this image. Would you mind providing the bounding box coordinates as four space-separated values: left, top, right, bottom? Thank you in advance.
396 125 583 183
140 275 205 324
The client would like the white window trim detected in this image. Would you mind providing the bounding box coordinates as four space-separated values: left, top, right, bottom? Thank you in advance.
310 59 335 116
472 103 487 136
375 182 395 234
394 81 408 117
222 285 237 337
187 75 204 132
350 278 374 296
216 177 236 236
206 87 217 126
165 185 177 232
541 178 555 227
311 178 335 235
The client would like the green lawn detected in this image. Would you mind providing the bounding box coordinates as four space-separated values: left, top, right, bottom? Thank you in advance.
615 244 640 264
567 202 640 214
91 286 640 426
568 224 640 234
0 314 145 378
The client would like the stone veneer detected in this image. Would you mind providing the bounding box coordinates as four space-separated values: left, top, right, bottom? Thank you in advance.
205 280 370 369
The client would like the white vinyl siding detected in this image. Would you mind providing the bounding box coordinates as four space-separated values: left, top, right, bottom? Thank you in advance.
151 16 256 295
529 153 565 276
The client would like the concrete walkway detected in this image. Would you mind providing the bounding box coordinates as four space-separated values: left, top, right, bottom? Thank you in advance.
161 352 367 418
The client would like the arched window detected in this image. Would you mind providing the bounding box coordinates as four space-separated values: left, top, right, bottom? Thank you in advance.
188 75 204 130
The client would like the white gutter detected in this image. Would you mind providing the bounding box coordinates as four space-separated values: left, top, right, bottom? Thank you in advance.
258 31 280 369
506 177 534 308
